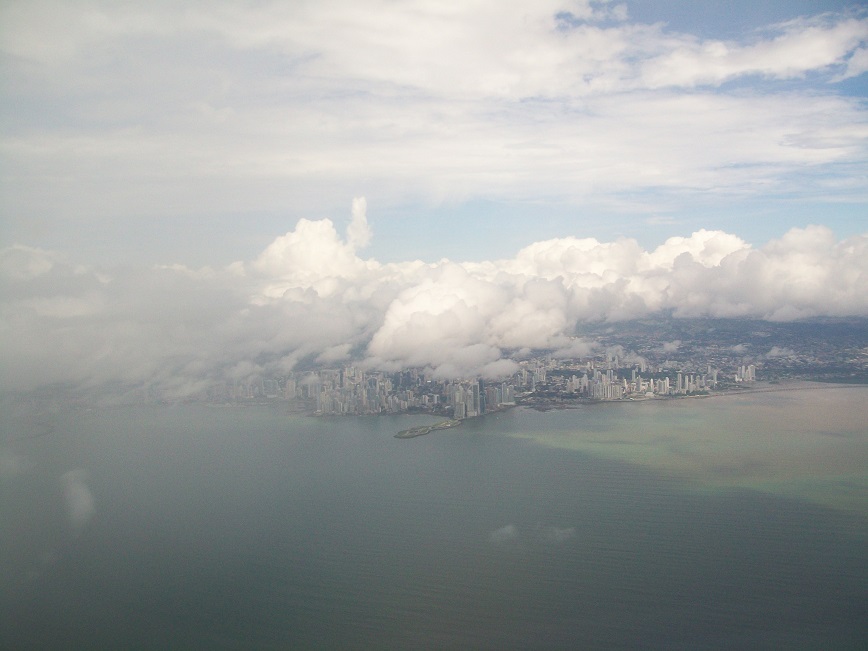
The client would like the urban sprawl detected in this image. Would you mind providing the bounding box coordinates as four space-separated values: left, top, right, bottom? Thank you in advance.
205 356 757 418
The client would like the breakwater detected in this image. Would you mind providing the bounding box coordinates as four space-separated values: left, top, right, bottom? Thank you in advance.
395 419 462 438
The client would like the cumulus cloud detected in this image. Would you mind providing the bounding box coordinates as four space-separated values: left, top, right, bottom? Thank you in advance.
1 200 866 395
346 197 372 250
250 216 377 298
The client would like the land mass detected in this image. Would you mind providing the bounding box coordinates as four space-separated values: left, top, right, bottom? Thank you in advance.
395 419 462 439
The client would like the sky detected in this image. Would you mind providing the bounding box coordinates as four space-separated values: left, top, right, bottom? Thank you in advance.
1 0 867 393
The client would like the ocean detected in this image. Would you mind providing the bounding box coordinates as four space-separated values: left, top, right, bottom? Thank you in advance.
2 385 866 649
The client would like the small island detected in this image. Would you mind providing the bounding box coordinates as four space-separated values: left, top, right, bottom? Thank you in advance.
395 419 462 439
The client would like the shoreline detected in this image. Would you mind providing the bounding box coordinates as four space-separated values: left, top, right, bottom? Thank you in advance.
309 381 867 434
517 380 868 412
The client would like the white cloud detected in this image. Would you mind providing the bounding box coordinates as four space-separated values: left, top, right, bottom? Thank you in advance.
0 245 56 280
766 346 795 358
316 343 353 364
346 197 372 250
479 358 521 380
835 45 868 80
250 204 379 299
639 15 868 88
551 337 597 359
1 199 866 395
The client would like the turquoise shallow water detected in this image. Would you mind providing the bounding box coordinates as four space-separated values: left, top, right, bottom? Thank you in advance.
1 388 866 649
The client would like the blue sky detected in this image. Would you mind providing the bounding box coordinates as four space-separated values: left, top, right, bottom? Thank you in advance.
1 0 866 266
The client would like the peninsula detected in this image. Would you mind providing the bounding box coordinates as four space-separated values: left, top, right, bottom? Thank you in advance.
395 419 462 439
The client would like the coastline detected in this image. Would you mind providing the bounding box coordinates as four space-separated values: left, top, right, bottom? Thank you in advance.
516 380 866 412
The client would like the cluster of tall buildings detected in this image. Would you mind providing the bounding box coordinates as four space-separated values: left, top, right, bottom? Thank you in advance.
200 356 754 419
301 369 522 417
448 379 516 419
735 364 756 382
555 364 719 400
300 367 427 415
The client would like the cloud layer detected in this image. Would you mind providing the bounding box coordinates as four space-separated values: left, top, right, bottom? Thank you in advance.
2 200 866 394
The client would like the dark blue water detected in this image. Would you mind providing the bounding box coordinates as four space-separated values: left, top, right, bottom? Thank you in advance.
2 400 866 649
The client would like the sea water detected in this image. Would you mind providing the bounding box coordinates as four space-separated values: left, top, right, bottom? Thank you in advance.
2 385 866 649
